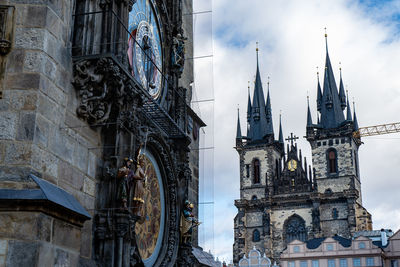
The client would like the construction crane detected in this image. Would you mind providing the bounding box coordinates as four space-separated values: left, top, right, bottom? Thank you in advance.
353 122 400 138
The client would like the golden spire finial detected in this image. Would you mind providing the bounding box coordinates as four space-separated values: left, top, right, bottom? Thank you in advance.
316 66 319 77
248 80 250 89
324 27 327 37
267 76 270 85
256 41 259 52
339 61 342 71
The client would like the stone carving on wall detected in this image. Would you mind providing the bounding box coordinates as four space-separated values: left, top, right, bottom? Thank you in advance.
0 6 14 55
312 206 321 232
73 58 143 126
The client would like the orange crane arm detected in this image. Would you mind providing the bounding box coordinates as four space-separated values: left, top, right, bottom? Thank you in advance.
353 122 400 138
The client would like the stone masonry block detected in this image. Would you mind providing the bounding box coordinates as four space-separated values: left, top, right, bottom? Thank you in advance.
83 177 95 197
8 90 38 111
24 51 57 81
73 142 88 173
6 49 25 73
4 142 32 165
0 112 17 139
14 27 46 50
52 219 81 251
6 240 39 267
31 145 59 178
5 73 41 90
40 76 67 106
37 93 63 124
34 114 51 147
0 240 7 255
16 112 36 141
87 151 97 178
58 160 84 191
16 5 47 28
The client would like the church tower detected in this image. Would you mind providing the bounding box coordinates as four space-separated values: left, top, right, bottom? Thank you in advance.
306 34 372 238
233 37 372 264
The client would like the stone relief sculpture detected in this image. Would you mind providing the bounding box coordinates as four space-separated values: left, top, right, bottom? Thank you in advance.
117 157 134 209
131 154 147 218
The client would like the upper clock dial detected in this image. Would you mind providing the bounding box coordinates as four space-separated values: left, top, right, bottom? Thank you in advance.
128 0 163 99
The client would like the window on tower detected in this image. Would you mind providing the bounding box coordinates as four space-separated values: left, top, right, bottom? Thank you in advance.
246 164 250 177
252 229 260 242
253 159 260 184
327 148 337 174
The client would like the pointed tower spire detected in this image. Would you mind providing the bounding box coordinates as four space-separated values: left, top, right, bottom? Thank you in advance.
346 90 352 121
247 82 252 138
236 107 242 139
353 101 359 130
307 95 313 127
316 69 323 112
265 77 274 136
338 64 346 110
248 43 271 142
319 30 345 129
279 112 284 144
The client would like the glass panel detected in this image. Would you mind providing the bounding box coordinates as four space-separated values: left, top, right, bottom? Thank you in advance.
301 261 308 267
328 260 335 267
340 259 347 267
366 258 374 266
312 260 319 267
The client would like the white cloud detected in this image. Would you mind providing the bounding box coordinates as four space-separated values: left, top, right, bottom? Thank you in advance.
193 0 400 261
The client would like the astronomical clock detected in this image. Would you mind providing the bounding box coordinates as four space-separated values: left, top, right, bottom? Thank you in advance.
128 0 164 100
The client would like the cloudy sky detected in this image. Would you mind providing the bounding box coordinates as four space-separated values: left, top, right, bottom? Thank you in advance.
191 0 400 262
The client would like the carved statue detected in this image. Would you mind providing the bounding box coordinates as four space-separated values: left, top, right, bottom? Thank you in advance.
171 33 186 72
312 207 321 231
117 157 134 209
131 154 147 217
180 200 201 244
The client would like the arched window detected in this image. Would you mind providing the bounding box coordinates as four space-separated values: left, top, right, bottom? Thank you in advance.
251 195 257 201
327 148 337 174
284 215 307 244
253 159 260 184
252 229 260 242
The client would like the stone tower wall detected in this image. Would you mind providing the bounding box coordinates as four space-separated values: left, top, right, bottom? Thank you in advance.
0 0 99 265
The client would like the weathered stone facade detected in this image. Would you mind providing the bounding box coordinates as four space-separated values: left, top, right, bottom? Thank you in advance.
0 0 203 266
233 44 372 264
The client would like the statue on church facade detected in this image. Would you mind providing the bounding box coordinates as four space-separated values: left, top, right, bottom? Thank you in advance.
131 154 147 217
180 200 201 244
117 157 134 210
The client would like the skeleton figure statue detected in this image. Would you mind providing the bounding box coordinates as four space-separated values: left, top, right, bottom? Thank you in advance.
180 200 201 244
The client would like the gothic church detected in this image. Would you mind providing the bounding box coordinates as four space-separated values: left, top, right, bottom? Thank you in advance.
233 38 372 263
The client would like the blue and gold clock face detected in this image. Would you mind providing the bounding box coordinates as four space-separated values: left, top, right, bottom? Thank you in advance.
135 149 165 266
128 0 163 99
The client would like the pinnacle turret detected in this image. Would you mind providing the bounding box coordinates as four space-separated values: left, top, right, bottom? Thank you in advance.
236 108 242 139
307 97 313 127
279 114 284 144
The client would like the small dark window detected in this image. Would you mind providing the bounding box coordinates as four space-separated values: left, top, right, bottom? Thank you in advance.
335 139 339 144
332 208 338 219
246 164 250 177
253 229 260 242
341 138 345 144
323 141 327 146
317 142 321 146
329 139 333 146
253 159 260 184
327 149 337 173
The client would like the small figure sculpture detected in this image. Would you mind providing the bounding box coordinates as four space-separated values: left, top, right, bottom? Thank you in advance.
172 33 186 72
131 154 147 217
117 157 134 210
180 200 201 244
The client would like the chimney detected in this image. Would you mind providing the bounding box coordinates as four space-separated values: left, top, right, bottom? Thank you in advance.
381 229 388 246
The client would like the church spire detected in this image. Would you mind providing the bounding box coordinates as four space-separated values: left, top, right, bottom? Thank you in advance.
346 90 352 121
279 113 284 144
319 31 345 129
338 65 346 110
265 77 274 136
247 43 272 142
316 70 322 112
353 101 359 131
236 108 242 139
307 96 313 127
